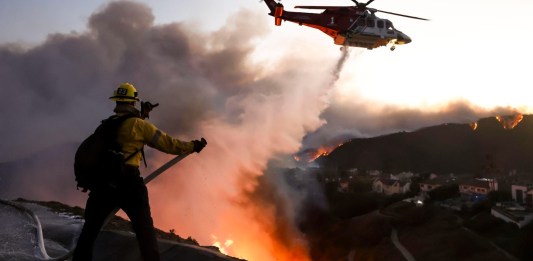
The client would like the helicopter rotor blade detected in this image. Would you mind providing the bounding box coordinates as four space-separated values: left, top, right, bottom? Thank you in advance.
364 0 376 7
374 9 430 21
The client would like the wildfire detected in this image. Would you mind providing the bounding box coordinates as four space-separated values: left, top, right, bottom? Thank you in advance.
294 142 345 163
495 114 524 129
470 122 478 131
211 235 234 255
308 146 334 162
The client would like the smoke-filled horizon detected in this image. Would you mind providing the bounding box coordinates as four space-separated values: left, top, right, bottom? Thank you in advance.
0 1 526 260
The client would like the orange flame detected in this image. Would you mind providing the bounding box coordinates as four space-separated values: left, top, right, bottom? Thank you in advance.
149 131 314 261
295 142 345 163
470 122 478 131
495 114 523 129
308 146 335 162
212 235 234 255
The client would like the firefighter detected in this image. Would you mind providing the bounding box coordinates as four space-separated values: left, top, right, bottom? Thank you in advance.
73 83 207 261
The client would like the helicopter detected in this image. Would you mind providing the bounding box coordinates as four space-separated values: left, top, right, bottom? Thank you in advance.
263 0 428 50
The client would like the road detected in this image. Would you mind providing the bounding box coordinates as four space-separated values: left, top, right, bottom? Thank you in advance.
390 228 416 261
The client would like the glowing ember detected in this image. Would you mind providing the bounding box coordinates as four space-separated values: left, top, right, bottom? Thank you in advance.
495 114 524 129
470 122 478 131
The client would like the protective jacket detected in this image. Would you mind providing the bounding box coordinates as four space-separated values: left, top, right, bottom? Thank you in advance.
114 105 195 167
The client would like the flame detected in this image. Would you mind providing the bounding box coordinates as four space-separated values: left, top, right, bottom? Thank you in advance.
470 122 478 131
149 122 315 261
309 142 344 161
495 114 523 129
308 147 331 162
212 235 234 255
295 142 345 163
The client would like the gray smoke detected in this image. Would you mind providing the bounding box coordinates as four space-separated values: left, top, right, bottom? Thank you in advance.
0 2 345 257
302 100 522 151
0 1 270 204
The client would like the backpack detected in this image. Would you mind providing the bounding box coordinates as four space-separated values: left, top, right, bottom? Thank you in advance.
74 114 140 192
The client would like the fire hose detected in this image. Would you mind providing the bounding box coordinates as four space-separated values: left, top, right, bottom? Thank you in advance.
0 152 191 261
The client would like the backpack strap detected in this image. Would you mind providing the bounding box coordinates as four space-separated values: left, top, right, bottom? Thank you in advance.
123 147 147 167
141 148 148 168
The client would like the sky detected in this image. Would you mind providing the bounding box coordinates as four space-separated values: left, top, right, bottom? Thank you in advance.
1 0 533 260
2 0 532 139
2 0 532 114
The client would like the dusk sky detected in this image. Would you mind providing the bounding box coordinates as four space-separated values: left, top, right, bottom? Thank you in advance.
2 0 532 110
1 1 532 260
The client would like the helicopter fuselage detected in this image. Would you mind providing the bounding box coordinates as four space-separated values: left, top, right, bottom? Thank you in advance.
265 0 411 50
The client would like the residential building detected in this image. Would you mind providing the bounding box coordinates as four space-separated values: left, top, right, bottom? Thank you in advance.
459 179 498 202
373 178 410 195
419 178 444 198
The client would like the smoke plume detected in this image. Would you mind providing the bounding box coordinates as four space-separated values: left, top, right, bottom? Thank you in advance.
0 1 346 260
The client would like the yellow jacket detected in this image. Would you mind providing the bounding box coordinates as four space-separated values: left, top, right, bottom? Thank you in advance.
114 106 195 167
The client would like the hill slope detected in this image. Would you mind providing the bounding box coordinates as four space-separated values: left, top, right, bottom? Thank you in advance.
0 199 244 261
321 114 533 175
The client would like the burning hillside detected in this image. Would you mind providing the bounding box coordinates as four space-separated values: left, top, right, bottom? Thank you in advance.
495 114 523 129
321 114 533 174
294 142 345 163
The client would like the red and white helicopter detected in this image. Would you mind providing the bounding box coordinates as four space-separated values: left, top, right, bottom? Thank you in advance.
263 0 428 50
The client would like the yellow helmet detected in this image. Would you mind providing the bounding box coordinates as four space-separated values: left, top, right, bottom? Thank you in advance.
109 82 140 102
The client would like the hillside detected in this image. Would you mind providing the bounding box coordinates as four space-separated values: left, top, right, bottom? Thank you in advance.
320 114 533 176
0 198 244 261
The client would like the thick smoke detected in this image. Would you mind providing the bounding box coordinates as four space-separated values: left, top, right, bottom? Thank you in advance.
0 1 344 260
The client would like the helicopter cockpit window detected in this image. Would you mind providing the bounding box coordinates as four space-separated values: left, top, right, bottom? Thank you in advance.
377 20 384 29
357 19 365 26
367 19 375 27
386 21 393 30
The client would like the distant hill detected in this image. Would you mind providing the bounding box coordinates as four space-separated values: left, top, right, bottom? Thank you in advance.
320 114 533 176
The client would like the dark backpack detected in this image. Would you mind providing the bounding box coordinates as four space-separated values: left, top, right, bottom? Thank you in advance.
74 114 139 192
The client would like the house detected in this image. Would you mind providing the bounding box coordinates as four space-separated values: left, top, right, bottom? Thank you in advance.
511 184 533 208
419 178 444 198
373 178 410 195
459 179 498 202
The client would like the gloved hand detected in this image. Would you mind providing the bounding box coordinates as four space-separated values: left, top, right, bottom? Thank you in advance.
140 101 159 119
192 138 207 153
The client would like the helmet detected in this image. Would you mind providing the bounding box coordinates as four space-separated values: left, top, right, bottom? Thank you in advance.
109 82 140 102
